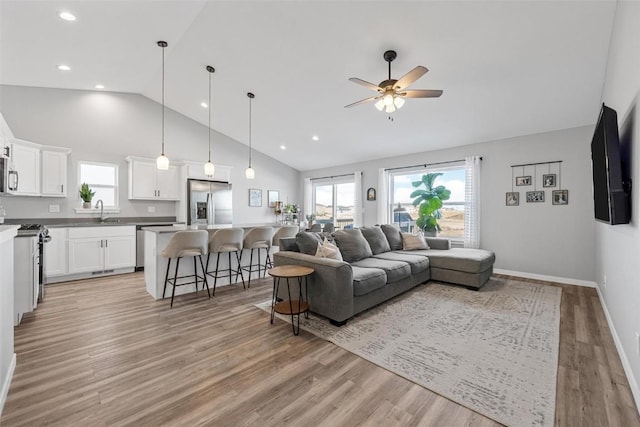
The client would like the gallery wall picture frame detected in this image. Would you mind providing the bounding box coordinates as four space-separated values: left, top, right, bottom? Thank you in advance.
552 190 569 205
506 192 519 206
526 191 545 203
249 188 262 207
543 174 557 188
516 176 532 186
366 187 376 201
267 190 279 208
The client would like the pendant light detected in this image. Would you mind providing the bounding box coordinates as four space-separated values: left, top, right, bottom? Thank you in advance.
156 40 170 170
203 65 215 176
245 92 255 180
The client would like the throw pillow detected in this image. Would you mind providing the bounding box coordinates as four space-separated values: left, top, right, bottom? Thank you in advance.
402 232 430 250
381 224 403 250
295 231 322 255
315 238 343 261
360 226 391 255
333 229 373 263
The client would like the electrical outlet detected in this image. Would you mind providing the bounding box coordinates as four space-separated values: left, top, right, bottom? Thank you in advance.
147 206 156 213
48 204 60 213
603 274 607 288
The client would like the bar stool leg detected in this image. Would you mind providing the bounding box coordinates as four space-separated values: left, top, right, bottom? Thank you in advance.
162 258 171 299
247 249 254 288
198 255 211 298
170 257 181 308
235 251 246 289
257 249 262 279
193 257 198 295
213 252 221 296
228 252 233 286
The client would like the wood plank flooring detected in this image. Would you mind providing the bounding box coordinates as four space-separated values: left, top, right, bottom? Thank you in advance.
1 273 639 426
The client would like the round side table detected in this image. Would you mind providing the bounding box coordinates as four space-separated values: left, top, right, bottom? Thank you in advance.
268 265 314 336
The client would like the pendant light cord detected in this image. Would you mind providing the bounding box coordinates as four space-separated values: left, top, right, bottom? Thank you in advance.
161 43 165 156
208 68 212 162
248 93 253 167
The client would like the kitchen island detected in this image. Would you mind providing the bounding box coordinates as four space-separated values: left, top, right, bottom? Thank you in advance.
0 224 19 412
143 224 286 300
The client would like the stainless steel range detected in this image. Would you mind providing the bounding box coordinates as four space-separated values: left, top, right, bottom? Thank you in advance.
18 224 51 302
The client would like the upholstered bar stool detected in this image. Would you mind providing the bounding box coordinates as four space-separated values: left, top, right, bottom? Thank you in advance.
323 223 334 233
241 226 274 287
161 230 210 307
206 228 245 295
272 225 299 249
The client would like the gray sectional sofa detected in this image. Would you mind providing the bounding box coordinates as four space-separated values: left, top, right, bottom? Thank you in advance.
274 224 495 326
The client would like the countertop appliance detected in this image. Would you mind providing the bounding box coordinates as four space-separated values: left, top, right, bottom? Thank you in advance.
0 156 9 193
187 179 232 226
14 224 50 325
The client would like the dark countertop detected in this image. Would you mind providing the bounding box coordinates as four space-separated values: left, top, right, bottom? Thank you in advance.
5 217 183 228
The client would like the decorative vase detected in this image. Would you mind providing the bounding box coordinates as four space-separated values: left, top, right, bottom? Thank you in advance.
83 201 91 209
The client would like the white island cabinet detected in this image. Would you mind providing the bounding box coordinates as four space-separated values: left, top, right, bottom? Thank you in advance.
0 225 19 414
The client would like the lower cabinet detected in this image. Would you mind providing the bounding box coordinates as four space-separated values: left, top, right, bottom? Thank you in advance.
45 228 68 277
66 226 136 275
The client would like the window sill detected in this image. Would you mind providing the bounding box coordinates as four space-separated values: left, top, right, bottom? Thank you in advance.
74 208 121 214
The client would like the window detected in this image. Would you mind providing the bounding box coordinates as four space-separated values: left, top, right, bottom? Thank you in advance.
389 165 466 240
313 180 355 229
78 161 119 209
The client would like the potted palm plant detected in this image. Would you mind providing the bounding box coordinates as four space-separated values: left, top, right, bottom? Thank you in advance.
410 173 451 236
79 183 96 209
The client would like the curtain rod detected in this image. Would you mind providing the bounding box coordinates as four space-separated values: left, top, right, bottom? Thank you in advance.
510 160 562 168
310 172 362 181
385 157 482 172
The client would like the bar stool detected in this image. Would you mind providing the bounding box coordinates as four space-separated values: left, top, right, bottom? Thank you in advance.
241 226 274 288
323 223 334 233
272 225 299 249
161 230 210 307
309 223 322 232
206 228 245 295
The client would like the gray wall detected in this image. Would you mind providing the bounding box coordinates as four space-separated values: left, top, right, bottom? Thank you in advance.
597 0 640 405
303 125 596 283
0 85 300 224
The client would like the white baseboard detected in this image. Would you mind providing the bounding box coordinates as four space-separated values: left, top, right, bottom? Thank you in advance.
0 352 16 417
493 268 597 288
595 286 640 415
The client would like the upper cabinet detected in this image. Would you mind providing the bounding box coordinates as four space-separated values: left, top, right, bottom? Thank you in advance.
126 157 180 201
41 148 70 197
7 139 41 196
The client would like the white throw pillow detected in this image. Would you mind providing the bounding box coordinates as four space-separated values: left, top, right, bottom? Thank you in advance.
315 237 343 261
402 232 429 250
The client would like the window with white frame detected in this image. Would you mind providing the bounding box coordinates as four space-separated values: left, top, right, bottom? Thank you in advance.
78 161 119 208
389 164 466 240
313 178 355 229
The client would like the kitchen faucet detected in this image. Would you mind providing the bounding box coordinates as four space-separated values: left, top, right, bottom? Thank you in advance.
95 199 109 222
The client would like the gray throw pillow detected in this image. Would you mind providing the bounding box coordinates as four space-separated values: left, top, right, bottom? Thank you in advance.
333 229 373 263
295 231 322 255
360 226 391 255
381 224 403 250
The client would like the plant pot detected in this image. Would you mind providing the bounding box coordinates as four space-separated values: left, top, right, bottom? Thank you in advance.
83 202 91 209
424 230 437 237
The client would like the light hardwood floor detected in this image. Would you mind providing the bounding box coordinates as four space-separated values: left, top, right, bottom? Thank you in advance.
1 273 639 426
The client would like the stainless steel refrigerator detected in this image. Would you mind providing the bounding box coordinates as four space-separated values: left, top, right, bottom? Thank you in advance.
187 179 233 226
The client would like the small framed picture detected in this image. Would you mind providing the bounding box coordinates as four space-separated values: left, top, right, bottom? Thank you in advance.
543 174 557 188
506 192 519 206
552 190 568 205
267 190 279 208
249 188 262 207
366 187 376 201
526 191 545 203
516 176 532 186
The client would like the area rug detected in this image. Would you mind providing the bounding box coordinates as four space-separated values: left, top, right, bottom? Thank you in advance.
256 277 561 426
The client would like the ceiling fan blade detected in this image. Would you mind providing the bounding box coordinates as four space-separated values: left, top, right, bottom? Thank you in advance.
348 77 383 92
399 89 443 98
344 96 379 108
394 66 428 90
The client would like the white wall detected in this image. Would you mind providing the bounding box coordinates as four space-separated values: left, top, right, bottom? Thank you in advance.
303 125 596 283
0 85 300 224
597 0 640 408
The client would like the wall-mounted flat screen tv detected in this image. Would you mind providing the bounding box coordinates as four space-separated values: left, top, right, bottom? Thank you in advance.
591 103 630 225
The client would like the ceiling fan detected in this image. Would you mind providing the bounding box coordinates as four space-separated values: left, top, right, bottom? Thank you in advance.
345 50 443 113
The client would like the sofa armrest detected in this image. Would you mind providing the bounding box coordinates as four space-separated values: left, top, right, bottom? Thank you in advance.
426 237 451 250
274 251 354 322
278 237 299 252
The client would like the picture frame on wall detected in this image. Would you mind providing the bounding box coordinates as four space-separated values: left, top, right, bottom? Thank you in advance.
516 176 532 186
366 187 376 201
506 192 519 206
552 190 568 205
249 188 262 207
267 190 279 208
543 174 557 188
526 191 545 203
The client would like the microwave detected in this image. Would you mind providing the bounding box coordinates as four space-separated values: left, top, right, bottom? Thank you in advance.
0 156 11 193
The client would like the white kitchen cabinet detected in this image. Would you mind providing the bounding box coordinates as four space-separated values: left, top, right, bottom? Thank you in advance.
126 157 179 201
44 228 68 277
7 139 40 196
13 235 38 325
67 226 136 274
41 149 69 197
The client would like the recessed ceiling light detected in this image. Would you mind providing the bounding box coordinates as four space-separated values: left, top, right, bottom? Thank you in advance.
312 135 319 141
58 11 76 21
94 84 104 89
280 145 286 150
200 102 208 108
57 64 71 71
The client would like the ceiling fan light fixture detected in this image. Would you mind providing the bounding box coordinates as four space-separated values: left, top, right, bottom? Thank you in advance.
375 99 385 111
385 104 396 114
383 93 394 107
393 96 405 109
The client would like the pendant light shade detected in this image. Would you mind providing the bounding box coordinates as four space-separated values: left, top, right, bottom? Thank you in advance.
245 92 255 180
156 40 169 170
204 65 215 177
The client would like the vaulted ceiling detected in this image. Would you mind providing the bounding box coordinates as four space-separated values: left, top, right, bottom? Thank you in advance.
0 1 616 171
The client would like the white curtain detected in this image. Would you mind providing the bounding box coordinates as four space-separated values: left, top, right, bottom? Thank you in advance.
377 168 390 225
303 178 312 223
353 171 363 227
464 156 481 248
